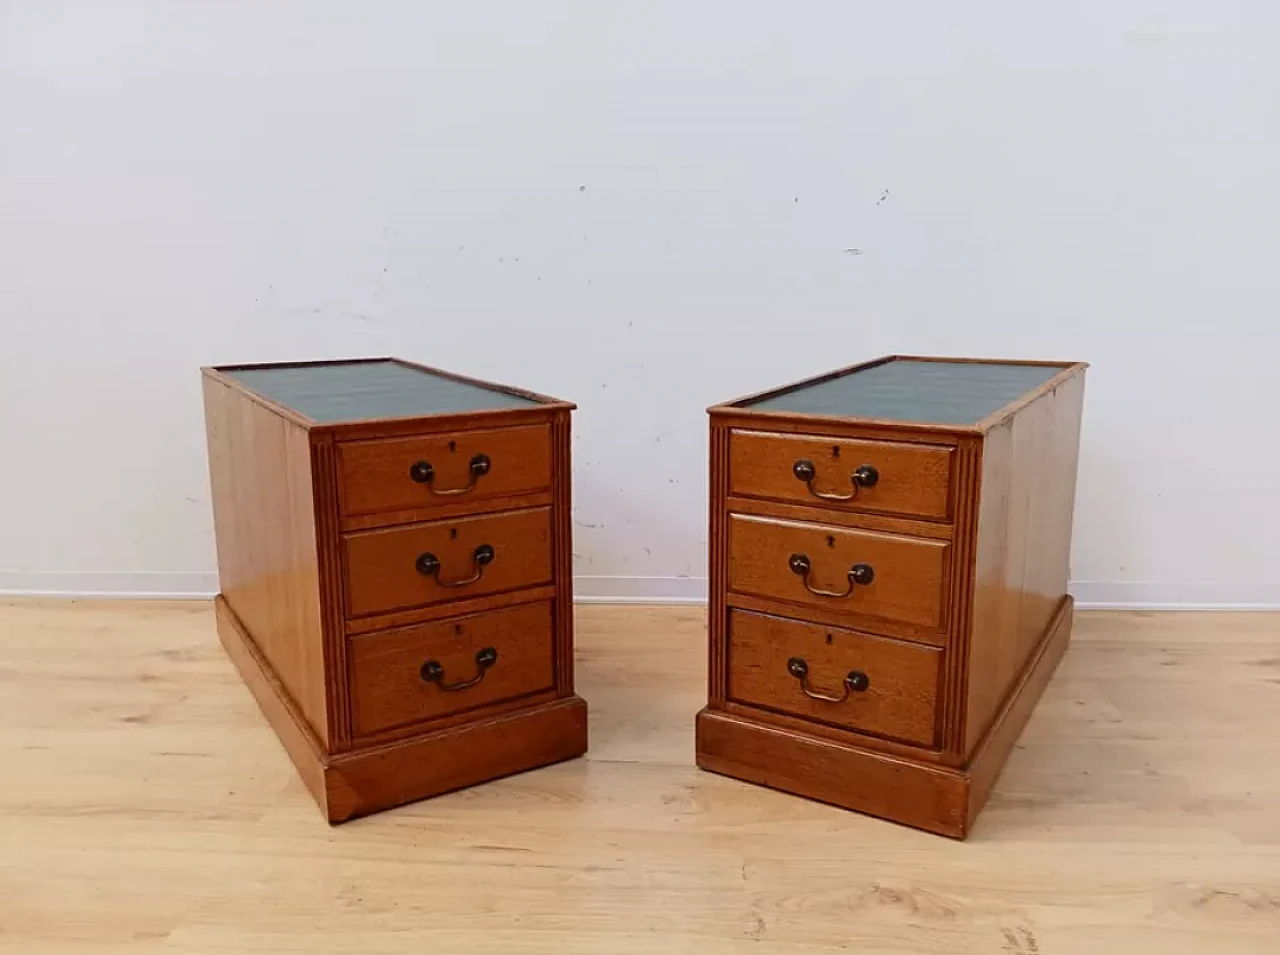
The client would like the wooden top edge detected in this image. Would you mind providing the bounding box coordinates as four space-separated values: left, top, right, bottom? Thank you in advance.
202 359 575 431
706 405 984 436
204 356 574 407
307 402 574 436
707 356 1087 433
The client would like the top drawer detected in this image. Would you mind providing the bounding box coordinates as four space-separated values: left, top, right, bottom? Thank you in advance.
728 429 953 522
338 424 552 516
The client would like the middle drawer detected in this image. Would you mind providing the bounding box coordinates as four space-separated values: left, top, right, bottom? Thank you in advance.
728 513 949 634
344 507 553 618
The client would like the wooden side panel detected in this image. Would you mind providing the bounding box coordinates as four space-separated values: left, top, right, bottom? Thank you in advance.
202 371 327 742
964 371 1085 755
203 375 330 747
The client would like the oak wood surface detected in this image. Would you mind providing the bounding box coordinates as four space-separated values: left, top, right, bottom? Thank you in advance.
727 609 941 747
728 513 950 635
2 600 1279 953
342 506 553 618
202 375 330 746
965 371 1086 755
337 423 552 517
726 496 955 540
696 708 969 836
348 601 556 737
728 429 955 521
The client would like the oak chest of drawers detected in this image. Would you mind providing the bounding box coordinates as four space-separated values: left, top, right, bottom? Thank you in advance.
696 355 1087 838
202 358 586 822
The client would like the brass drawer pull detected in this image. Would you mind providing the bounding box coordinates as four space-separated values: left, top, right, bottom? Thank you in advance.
787 657 870 702
408 454 492 496
415 543 495 587
792 459 878 501
788 553 874 598
420 646 498 691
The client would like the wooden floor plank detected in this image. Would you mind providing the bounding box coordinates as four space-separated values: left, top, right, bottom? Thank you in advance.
1 600 1277 953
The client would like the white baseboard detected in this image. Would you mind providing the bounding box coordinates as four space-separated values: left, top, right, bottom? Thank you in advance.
573 575 708 604
2 571 1278 610
1067 580 1280 611
0 571 220 600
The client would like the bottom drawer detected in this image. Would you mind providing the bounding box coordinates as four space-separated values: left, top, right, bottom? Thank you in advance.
348 600 555 737
727 609 940 747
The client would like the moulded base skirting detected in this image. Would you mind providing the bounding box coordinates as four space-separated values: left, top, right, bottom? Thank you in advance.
2 571 1279 610
214 595 588 823
695 596 1076 838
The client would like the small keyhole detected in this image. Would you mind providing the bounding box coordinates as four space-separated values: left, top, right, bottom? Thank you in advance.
826 535 835 548
454 624 462 636
448 440 456 453
450 528 458 540
832 445 841 458
825 632 833 645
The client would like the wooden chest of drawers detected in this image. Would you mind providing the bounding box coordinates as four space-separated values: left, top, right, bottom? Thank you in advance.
202 358 586 823
696 355 1087 838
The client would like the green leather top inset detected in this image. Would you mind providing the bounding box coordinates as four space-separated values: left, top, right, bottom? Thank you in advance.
224 360 541 422
742 359 1065 425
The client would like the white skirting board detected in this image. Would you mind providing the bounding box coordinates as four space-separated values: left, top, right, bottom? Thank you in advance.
1 571 1278 610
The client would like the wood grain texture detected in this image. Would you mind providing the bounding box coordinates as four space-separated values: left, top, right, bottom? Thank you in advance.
337 423 552 516
202 373 330 747
706 357 1086 834
342 506 553 618
204 358 581 819
727 495 956 541
727 610 941 747
327 696 587 824
707 421 730 705
347 601 556 737
550 409 575 694
4 600 1280 952
965 371 1086 755
728 513 950 635
309 431 351 750
729 429 955 521
697 708 969 836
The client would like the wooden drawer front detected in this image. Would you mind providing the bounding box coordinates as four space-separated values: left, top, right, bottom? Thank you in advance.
728 610 940 746
729 429 953 521
728 514 948 632
349 601 555 737
344 507 553 618
338 424 551 516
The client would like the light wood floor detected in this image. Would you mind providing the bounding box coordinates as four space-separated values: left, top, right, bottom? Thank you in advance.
1 601 1278 954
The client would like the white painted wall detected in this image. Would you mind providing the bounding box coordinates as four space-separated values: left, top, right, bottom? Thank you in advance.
2 1 1278 607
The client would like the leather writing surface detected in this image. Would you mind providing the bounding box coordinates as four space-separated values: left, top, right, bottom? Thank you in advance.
226 361 539 422
743 359 1062 425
